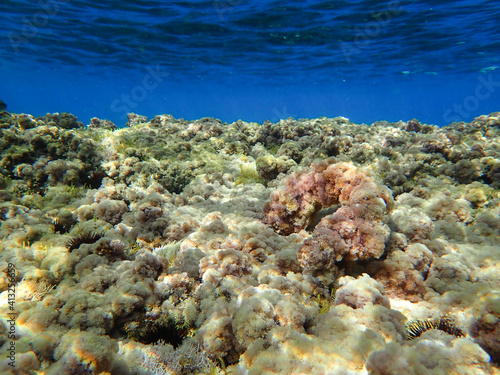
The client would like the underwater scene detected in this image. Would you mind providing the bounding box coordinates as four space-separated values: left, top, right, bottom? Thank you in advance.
0 0 500 374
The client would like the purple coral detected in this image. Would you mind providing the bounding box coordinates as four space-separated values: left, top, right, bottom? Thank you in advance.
263 161 393 271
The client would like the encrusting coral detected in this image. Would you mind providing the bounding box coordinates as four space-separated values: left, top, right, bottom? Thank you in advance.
263 161 394 271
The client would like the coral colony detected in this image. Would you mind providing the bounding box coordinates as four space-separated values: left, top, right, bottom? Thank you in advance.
0 109 499 374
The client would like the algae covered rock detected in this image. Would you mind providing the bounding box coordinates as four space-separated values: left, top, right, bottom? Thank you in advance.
0 111 499 374
37 112 84 129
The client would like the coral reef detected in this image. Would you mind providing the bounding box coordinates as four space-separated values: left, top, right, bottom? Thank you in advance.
0 111 499 374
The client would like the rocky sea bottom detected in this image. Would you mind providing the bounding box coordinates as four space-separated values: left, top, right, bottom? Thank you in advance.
0 111 499 374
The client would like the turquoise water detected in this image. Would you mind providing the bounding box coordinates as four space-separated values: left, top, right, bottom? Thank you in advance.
1 0 499 126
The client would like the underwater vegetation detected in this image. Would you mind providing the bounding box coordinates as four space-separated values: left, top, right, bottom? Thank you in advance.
0 111 499 374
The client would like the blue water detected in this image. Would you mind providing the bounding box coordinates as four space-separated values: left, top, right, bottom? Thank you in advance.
1 0 499 127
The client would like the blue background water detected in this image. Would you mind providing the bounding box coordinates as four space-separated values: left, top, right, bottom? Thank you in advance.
1 0 499 127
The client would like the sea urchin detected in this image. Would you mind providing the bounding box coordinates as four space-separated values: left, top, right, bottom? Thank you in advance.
406 314 468 340
66 231 103 252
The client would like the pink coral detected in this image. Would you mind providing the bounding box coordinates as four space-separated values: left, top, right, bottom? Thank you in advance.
264 162 393 270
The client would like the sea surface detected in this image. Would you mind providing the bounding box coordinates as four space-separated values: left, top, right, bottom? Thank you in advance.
1 0 499 126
